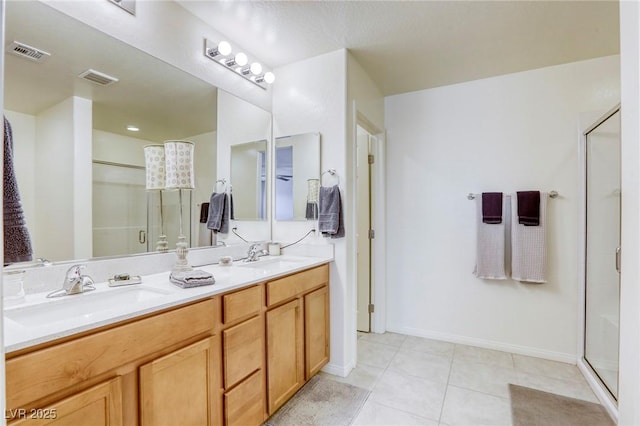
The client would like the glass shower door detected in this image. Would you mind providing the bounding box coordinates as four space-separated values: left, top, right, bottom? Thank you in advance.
584 108 621 399
92 162 147 257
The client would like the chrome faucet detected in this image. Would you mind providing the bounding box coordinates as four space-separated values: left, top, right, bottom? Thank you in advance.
47 264 96 298
244 243 268 262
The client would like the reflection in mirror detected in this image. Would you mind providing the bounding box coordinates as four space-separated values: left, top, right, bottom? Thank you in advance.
230 140 268 221
274 133 321 221
3 1 217 263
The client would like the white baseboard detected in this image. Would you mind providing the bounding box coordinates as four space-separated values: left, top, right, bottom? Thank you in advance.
578 359 618 423
387 325 577 364
322 360 355 378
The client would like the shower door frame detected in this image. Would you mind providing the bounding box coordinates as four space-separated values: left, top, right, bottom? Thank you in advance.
577 103 621 422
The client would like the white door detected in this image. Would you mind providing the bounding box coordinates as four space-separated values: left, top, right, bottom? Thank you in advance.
356 126 372 332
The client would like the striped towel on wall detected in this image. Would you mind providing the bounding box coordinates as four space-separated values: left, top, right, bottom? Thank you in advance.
511 192 547 283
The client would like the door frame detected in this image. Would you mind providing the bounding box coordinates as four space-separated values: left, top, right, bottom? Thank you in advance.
354 112 386 335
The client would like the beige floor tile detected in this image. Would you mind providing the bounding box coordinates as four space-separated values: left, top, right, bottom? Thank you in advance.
401 336 455 357
352 400 439 426
440 385 512 426
513 354 583 381
358 340 399 369
360 332 408 348
448 358 517 398
369 370 447 421
325 364 385 391
514 370 599 403
388 349 452 384
453 344 514 369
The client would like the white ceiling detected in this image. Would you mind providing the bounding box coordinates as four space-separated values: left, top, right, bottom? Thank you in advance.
177 0 620 96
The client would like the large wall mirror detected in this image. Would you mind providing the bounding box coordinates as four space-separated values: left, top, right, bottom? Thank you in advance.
274 133 321 221
2 1 270 264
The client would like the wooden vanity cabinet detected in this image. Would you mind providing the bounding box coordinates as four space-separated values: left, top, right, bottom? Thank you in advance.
265 264 330 415
220 285 266 426
5 299 220 426
5 263 330 426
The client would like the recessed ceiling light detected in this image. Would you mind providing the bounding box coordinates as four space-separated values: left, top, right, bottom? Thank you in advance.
127 125 140 132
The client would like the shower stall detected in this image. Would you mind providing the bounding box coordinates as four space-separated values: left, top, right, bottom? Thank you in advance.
580 105 620 418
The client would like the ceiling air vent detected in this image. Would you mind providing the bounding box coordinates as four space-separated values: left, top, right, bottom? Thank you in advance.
8 41 50 63
78 69 119 86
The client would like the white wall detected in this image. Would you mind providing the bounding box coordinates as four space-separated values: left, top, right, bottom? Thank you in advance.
385 55 620 362
29 97 92 261
189 130 217 246
346 52 386 337
93 130 149 167
217 90 271 243
619 1 640 423
272 50 350 375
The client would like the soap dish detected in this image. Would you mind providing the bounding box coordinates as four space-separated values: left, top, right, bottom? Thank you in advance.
108 275 142 287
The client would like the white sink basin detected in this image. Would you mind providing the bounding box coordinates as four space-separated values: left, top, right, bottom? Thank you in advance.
236 256 307 273
5 286 172 327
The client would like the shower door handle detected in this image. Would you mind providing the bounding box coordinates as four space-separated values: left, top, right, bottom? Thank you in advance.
139 230 147 244
615 247 621 273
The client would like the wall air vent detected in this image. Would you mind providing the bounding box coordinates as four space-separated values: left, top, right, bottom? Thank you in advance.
78 69 119 86
8 41 50 63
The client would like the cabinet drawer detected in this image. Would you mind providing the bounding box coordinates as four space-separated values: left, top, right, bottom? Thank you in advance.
223 316 263 389
6 299 216 411
224 370 264 426
266 264 329 307
223 285 262 324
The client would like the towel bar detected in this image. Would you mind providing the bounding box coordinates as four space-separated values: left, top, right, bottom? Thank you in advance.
467 191 559 200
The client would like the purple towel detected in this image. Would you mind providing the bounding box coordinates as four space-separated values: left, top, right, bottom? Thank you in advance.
3 116 33 264
517 191 540 226
482 192 503 224
199 202 210 223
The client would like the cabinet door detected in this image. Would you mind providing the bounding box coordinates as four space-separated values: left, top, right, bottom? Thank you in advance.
304 285 330 378
9 377 123 426
266 299 304 414
140 336 220 426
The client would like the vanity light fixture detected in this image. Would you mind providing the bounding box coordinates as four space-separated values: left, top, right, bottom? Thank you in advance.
203 38 274 90
126 125 140 132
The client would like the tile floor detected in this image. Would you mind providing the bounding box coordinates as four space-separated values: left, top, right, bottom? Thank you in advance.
320 332 599 426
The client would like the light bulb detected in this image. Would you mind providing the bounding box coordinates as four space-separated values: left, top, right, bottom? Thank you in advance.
235 52 248 67
207 40 232 58
226 52 248 67
263 72 275 84
250 62 262 75
217 41 232 56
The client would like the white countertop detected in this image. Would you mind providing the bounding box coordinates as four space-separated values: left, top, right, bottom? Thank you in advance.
3 254 332 353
